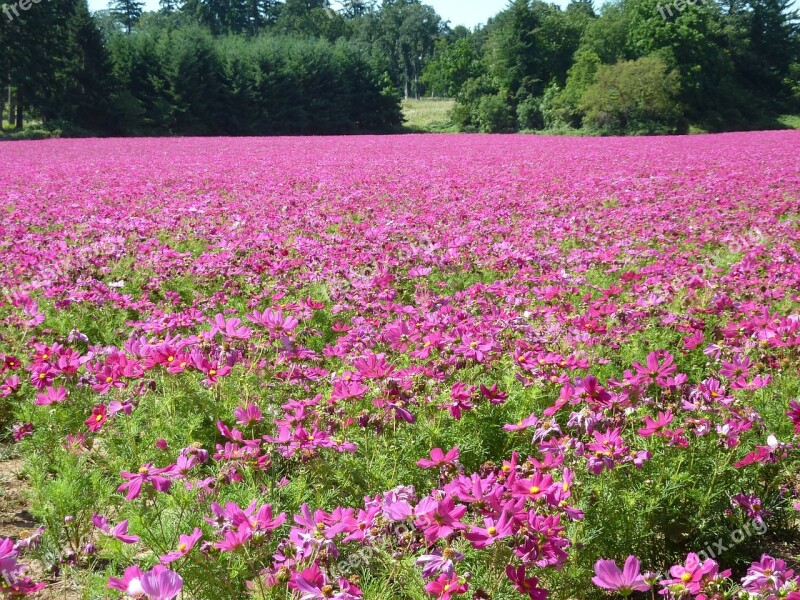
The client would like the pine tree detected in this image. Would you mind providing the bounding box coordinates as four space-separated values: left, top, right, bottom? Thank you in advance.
749 0 799 97
110 0 144 33
60 0 116 130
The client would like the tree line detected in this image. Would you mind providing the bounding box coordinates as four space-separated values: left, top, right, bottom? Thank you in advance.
425 0 799 133
0 0 798 135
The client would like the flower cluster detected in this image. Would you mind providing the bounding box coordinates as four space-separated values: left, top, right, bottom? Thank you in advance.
0 133 799 598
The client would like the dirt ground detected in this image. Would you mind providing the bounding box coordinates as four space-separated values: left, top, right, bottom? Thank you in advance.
0 452 81 600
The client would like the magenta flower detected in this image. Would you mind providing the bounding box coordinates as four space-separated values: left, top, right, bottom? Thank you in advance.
85 404 108 432
417 447 459 469
118 463 174 500
35 386 68 406
139 565 183 600
506 565 547 599
424 572 468 599
592 556 651 596
464 511 514 549
720 355 752 379
788 400 800 434
108 565 144 596
631 351 677 387
160 528 202 563
742 554 795 593
92 514 140 544
414 496 467 542
637 410 674 437
504 412 539 432
660 553 715 594
234 403 263 426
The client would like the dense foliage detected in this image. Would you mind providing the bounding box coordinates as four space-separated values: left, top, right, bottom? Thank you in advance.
1 0 798 135
0 1 408 134
0 132 799 598
429 0 800 133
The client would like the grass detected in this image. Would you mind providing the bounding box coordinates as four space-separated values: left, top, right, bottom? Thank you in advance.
0 121 61 141
402 98 457 132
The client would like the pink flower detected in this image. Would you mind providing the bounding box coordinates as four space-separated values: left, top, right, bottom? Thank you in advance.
787 400 800 434
638 410 674 437
631 351 677 387
234 404 263 426
417 447 459 469
504 413 539 432
464 511 514 549
592 556 651 595
92 514 140 544
660 553 714 594
140 565 183 600
479 383 508 404
118 463 174 500
107 565 144 595
720 355 752 379
424 572 468 599
506 565 547 599
85 404 108 432
35 386 68 406
414 496 467 542
742 554 795 593
160 528 202 563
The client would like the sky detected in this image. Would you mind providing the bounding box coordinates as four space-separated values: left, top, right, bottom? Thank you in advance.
86 0 518 28
408 0 512 28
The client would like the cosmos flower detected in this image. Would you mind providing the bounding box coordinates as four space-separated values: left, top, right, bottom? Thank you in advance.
592 556 651 595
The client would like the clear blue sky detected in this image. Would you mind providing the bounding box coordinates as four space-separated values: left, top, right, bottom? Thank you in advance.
398 0 513 28
86 0 520 28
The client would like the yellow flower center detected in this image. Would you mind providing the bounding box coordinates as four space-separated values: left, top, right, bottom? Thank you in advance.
529 486 540 494
95 414 104 421
681 573 692 583
178 543 187 552
209 369 216 376
39 373 46 379
167 356 175 362
488 527 497 536
106 376 113 383
138 467 148 474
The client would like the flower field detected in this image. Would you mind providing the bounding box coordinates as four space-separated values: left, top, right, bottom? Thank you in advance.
1 132 800 600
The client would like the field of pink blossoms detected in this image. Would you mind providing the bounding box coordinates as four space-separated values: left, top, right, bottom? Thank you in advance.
0 132 799 600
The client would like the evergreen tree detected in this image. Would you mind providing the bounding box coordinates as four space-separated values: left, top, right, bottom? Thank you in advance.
59 0 116 130
110 0 144 33
748 0 799 97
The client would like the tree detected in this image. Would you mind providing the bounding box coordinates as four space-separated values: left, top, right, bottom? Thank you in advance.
340 0 375 19
748 0 799 98
421 35 483 97
56 0 117 130
110 0 144 33
578 55 683 133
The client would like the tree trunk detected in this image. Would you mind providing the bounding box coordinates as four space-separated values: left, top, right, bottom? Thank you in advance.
8 87 15 129
15 90 23 129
